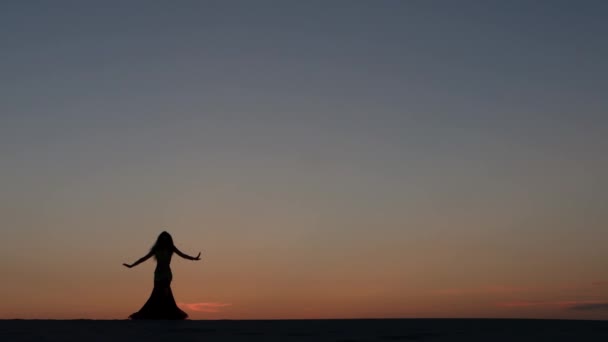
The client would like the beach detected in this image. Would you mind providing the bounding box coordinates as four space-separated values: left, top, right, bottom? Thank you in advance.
2 319 608 341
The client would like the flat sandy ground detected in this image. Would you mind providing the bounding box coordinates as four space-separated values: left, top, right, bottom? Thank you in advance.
1 319 608 341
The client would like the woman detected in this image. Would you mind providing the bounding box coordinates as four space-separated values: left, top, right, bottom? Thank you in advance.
123 231 201 320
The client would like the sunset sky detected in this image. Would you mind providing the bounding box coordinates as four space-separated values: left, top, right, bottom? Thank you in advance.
1 1 607 320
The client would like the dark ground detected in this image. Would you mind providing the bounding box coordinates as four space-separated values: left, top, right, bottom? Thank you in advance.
2 319 608 341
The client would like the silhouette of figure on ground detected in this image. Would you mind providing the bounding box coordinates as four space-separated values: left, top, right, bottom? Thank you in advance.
123 231 201 320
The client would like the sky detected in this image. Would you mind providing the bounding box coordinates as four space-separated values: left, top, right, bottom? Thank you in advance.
1 0 607 320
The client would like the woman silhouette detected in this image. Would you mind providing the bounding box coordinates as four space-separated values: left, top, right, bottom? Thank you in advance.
123 231 201 319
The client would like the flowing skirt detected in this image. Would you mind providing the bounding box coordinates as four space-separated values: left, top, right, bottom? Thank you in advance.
129 278 188 320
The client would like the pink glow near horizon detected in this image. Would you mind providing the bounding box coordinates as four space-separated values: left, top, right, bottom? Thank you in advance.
178 302 233 313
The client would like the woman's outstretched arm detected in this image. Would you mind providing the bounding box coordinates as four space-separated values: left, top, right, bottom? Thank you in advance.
174 246 201 261
123 251 154 268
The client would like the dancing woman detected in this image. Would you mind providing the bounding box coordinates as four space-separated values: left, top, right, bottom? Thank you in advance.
123 231 201 319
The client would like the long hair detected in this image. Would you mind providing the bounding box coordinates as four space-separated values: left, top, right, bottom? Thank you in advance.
151 231 175 254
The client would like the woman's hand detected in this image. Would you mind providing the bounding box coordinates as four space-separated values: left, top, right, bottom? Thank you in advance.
193 252 201 261
123 263 133 268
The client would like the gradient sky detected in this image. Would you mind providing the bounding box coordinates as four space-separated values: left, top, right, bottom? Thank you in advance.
1 0 607 320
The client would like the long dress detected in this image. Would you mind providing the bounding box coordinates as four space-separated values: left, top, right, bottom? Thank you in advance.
129 249 188 320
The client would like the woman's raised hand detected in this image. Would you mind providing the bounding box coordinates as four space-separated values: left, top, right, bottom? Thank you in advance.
123 263 133 268
193 252 201 261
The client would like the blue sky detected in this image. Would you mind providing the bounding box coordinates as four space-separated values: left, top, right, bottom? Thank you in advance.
1 1 607 319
